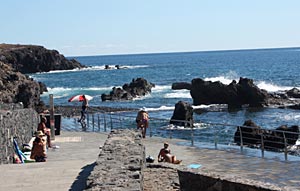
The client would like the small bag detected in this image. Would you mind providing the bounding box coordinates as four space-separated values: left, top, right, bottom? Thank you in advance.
146 155 154 163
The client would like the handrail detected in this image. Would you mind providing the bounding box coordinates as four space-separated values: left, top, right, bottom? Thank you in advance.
77 108 300 161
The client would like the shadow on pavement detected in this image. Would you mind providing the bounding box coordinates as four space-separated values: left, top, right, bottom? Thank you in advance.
69 162 96 191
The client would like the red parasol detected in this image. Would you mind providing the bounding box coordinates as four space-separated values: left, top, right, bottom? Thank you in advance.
68 94 93 102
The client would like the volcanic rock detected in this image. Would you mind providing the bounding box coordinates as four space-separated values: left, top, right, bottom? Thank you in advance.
286 88 300 98
190 77 269 108
0 44 85 73
234 120 299 150
0 61 45 109
101 78 155 101
170 101 193 127
171 82 192 90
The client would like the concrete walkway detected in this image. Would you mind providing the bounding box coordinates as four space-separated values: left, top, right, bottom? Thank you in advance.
0 131 300 190
0 132 108 191
144 136 300 190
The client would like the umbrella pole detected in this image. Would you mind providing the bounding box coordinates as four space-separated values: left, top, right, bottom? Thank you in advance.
49 94 55 140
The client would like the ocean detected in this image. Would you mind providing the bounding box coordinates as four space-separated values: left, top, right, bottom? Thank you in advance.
30 48 300 149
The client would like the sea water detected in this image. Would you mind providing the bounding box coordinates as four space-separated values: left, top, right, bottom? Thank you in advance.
30 48 300 148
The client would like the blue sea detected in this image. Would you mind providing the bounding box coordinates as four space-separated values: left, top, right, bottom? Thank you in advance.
30 48 300 142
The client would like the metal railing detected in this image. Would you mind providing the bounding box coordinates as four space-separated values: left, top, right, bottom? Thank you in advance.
71 108 300 161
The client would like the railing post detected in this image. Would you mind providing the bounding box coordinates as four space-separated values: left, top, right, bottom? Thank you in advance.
104 113 107 132
87 112 90 129
110 113 113 130
169 126 172 139
214 126 218 149
283 132 288 161
260 134 264 158
92 114 95 132
98 114 100 132
238 126 243 151
191 119 194 146
149 119 152 138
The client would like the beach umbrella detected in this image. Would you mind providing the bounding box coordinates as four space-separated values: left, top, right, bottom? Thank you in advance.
68 94 93 102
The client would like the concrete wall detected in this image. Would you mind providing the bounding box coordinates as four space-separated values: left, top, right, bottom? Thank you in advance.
0 106 39 164
85 129 145 191
178 170 281 191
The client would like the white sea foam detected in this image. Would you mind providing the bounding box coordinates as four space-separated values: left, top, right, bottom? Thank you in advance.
204 71 239 85
204 72 295 92
132 94 152 100
36 64 149 74
277 113 300 121
46 86 113 93
162 123 209 130
256 81 294 92
41 86 113 100
204 76 237 85
164 90 191 98
192 105 213 109
144 106 175 111
152 85 171 92
38 68 82 74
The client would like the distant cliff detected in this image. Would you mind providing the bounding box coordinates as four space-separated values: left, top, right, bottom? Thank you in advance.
0 44 85 73
0 44 85 110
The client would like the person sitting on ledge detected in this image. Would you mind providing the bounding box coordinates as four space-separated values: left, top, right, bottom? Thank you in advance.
38 116 52 148
158 142 182 164
30 131 47 162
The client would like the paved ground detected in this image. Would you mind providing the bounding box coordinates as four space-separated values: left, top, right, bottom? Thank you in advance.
144 136 300 190
0 132 108 191
1 131 300 191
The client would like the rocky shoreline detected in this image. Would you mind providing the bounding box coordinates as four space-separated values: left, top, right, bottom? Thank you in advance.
52 105 137 117
0 44 85 111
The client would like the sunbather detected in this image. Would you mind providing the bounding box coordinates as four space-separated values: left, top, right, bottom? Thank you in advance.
30 131 47 162
38 116 52 148
158 142 182 164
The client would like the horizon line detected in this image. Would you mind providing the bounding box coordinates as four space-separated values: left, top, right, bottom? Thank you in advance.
66 46 300 58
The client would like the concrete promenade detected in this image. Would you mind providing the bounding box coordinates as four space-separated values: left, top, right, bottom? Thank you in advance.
0 131 300 190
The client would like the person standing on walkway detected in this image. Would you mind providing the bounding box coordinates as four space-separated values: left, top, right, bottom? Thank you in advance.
78 95 89 122
136 108 149 138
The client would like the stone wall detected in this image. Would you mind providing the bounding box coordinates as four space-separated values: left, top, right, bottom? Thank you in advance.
178 169 281 191
0 106 39 164
85 129 145 191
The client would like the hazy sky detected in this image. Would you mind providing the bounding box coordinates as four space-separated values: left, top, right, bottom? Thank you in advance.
1 0 300 56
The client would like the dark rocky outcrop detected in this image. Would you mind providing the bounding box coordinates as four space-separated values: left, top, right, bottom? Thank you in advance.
190 77 269 109
174 77 300 109
286 88 300 98
0 61 46 109
263 125 299 150
234 120 299 150
101 78 155 101
170 101 193 127
0 44 85 73
171 82 192 90
0 44 85 110
234 120 263 146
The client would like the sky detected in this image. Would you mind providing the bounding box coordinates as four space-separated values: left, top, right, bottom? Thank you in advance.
1 0 300 56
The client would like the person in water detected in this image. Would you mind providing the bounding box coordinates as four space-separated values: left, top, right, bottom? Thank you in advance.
158 142 182 164
136 108 149 138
